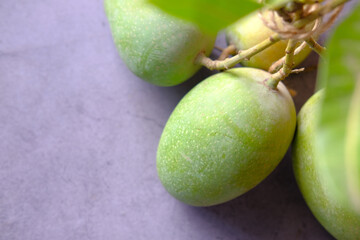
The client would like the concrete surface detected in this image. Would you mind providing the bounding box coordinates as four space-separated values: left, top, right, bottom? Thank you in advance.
0 1 338 239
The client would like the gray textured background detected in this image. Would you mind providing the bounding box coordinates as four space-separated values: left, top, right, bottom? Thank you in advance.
0 0 340 239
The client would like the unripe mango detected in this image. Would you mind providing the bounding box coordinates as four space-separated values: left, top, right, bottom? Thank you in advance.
157 68 296 206
105 0 216 86
226 11 312 71
292 90 360 240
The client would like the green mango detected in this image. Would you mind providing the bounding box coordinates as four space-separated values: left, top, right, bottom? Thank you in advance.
157 67 296 206
225 11 312 71
104 0 216 86
292 90 360 240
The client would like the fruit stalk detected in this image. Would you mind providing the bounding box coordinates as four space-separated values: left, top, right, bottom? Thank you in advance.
266 39 298 89
217 44 237 61
305 37 326 56
268 41 308 73
268 37 325 73
199 0 347 72
196 34 282 70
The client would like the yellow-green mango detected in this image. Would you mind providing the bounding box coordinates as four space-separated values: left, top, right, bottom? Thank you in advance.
293 90 360 240
157 67 296 206
105 0 216 86
226 11 312 71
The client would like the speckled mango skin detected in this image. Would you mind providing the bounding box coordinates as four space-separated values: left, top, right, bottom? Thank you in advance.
157 68 296 206
225 12 312 71
104 0 216 86
292 90 360 240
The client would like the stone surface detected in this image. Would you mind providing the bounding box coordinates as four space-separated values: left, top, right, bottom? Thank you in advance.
0 0 345 239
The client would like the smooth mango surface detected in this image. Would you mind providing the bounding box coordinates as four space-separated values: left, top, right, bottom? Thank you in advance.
105 0 216 86
157 68 296 206
292 90 360 240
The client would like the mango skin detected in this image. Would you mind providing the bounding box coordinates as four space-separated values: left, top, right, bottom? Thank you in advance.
104 0 216 86
225 12 312 71
292 90 360 240
157 68 296 206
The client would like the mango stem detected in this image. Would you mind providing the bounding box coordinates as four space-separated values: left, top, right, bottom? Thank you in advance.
266 39 298 89
305 37 326 56
196 34 282 71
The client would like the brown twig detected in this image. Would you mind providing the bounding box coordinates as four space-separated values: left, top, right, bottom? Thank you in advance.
217 45 237 61
305 37 326 56
266 39 299 89
268 41 308 73
198 0 347 72
196 34 281 70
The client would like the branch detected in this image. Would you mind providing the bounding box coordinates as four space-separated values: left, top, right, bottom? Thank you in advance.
217 45 237 61
266 39 298 89
293 0 347 29
305 37 326 56
291 68 305 74
268 41 307 73
197 0 347 72
196 34 281 70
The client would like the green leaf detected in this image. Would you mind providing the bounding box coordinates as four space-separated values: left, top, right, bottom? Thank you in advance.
316 2 360 213
146 0 291 34
264 0 292 6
